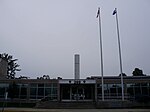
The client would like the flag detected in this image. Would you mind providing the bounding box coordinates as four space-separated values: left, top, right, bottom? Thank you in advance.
96 8 100 18
112 8 117 15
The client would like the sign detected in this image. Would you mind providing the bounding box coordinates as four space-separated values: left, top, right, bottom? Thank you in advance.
59 79 96 84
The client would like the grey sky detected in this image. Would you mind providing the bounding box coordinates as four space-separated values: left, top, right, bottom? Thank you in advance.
0 0 150 79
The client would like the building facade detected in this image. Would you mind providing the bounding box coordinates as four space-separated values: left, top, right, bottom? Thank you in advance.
0 58 8 79
0 76 150 103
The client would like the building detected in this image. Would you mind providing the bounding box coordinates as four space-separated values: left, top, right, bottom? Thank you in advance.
0 76 150 102
0 55 150 108
0 58 8 79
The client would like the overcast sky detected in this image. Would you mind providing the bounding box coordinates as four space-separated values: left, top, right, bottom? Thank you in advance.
0 0 150 79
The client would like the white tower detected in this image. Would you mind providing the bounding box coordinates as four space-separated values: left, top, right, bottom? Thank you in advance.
74 54 80 79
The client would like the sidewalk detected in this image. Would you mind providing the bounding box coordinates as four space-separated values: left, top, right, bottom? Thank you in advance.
1 108 150 112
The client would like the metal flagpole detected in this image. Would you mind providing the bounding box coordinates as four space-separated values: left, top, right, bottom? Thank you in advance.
113 8 124 101
97 7 104 101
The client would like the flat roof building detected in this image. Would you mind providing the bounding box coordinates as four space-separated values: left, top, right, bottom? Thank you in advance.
0 55 150 108
0 76 150 102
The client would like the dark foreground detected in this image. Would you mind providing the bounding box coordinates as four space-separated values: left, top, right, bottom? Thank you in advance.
1 108 150 112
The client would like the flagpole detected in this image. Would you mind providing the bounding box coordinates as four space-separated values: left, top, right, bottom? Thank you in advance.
113 8 124 101
97 7 104 101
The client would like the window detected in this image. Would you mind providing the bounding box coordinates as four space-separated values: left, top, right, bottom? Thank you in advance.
97 83 123 100
0 84 8 98
30 88 37 99
29 83 58 100
20 84 28 99
30 83 37 99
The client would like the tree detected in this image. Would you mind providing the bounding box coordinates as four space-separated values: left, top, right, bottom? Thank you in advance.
119 73 127 77
0 53 21 79
37 75 50 79
132 68 146 76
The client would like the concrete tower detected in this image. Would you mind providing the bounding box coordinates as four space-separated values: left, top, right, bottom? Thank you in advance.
74 54 80 79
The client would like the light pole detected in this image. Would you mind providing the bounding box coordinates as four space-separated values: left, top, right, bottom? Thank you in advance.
113 8 124 101
97 7 104 101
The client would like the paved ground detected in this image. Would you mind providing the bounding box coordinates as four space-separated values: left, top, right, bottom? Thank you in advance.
1 108 150 112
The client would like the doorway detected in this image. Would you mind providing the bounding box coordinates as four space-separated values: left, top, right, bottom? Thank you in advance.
60 84 94 101
72 86 85 100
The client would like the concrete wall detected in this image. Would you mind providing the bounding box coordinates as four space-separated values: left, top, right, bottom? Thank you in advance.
96 100 150 109
0 58 8 79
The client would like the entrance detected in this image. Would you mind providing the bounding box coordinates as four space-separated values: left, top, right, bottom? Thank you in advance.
72 86 85 100
60 84 95 101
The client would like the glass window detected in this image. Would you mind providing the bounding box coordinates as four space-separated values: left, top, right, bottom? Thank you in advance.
20 86 27 99
141 83 148 87
103 84 107 90
6 83 16 99
38 84 44 88
52 88 57 95
134 86 141 95
116 84 122 96
38 88 44 96
45 83 52 88
127 84 134 96
30 88 37 99
0 83 9 87
108 84 117 96
30 83 37 88
45 88 51 96
37 88 44 99
110 87 117 96
52 83 57 87
141 86 148 95
0 87 5 98
97 84 102 99
97 87 102 94
62 86 70 99
29 83 58 100
104 84 109 98
148 83 150 96
97 84 101 88
0 83 9 98
134 83 141 87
